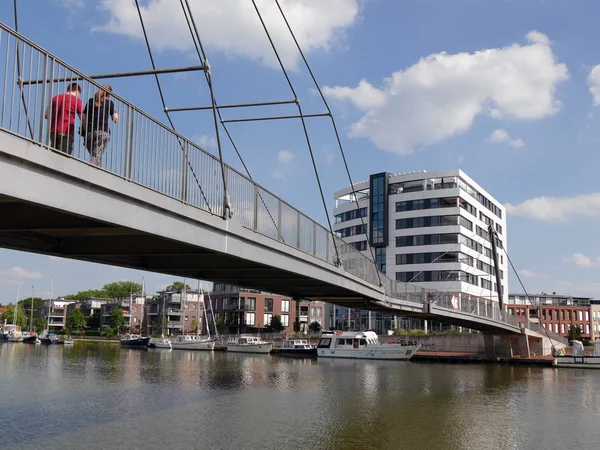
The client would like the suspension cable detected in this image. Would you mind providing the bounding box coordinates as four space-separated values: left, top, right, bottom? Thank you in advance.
12 0 33 139
250 0 341 266
505 250 556 354
273 0 380 281
178 0 283 240
133 0 213 214
181 0 231 219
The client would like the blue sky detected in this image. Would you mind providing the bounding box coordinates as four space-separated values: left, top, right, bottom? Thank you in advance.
1 0 600 303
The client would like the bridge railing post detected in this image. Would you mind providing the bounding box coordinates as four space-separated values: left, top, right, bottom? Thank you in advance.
126 105 134 180
181 141 189 204
37 54 49 144
277 199 282 242
253 183 259 231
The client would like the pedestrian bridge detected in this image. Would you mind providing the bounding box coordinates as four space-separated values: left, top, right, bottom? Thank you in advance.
0 23 565 347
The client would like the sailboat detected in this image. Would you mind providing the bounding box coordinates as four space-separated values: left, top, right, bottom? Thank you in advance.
23 285 40 344
7 284 24 342
171 281 215 351
40 276 60 344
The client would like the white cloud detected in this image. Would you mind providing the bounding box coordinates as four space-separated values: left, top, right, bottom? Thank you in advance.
0 267 44 280
506 192 600 221
92 0 360 69
323 31 568 155
565 253 600 268
457 155 466 164
272 170 285 180
488 129 525 148
324 153 335 166
277 150 295 164
588 65 600 106
195 134 217 150
520 269 550 279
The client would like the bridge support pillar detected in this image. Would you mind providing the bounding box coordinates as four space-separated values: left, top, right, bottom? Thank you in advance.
484 334 496 359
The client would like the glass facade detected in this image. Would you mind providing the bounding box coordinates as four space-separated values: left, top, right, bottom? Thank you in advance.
369 173 388 247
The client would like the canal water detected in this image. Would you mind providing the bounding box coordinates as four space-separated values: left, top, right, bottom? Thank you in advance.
1 342 598 450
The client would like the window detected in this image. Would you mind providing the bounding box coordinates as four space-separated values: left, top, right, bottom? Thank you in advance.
281 300 290 313
246 312 255 326
317 307 322 317
264 313 272 326
246 298 256 311
281 315 289 327
265 299 273 312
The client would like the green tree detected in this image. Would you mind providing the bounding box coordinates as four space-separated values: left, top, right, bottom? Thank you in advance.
568 325 582 342
0 304 26 329
308 321 322 334
266 315 285 333
18 297 45 328
190 317 198 333
102 281 142 298
165 281 191 292
109 308 126 332
215 316 226 334
293 320 301 333
86 312 100 329
66 308 86 333
102 327 116 339
64 289 105 300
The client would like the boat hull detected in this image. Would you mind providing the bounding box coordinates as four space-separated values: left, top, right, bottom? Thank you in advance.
22 335 39 344
553 356 600 369
274 348 317 357
120 337 150 347
7 336 24 342
227 343 272 354
171 340 215 351
317 345 420 360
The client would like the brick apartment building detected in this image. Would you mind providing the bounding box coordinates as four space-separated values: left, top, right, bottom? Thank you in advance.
210 283 325 335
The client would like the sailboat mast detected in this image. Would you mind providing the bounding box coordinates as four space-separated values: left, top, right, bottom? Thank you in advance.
47 275 53 332
140 277 145 334
199 281 209 338
206 283 218 338
14 283 21 326
30 285 35 332
182 278 186 335
196 279 201 337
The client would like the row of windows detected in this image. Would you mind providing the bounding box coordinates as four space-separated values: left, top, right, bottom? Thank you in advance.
396 233 460 247
350 241 368 251
396 197 457 212
335 207 367 224
396 270 479 285
395 215 473 231
337 224 366 238
396 251 474 266
476 193 502 219
476 225 504 248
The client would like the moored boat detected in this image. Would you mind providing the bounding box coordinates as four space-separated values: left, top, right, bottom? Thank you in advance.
273 339 317 357
316 331 420 360
226 335 272 354
40 333 60 345
553 340 600 369
22 332 40 344
171 334 215 351
148 337 172 349
120 333 150 347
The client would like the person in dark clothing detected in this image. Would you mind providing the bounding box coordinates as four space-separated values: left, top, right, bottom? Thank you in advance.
45 82 83 155
82 84 119 166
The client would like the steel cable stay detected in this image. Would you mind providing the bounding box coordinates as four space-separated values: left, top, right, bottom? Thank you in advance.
504 248 557 354
12 0 34 139
179 0 231 219
178 0 285 243
133 0 213 215
249 0 342 267
272 0 381 285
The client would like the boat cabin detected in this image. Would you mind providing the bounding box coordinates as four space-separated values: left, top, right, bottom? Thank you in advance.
282 339 312 349
228 336 264 346
317 331 380 349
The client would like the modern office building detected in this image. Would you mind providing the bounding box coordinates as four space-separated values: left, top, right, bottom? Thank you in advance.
333 170 508 314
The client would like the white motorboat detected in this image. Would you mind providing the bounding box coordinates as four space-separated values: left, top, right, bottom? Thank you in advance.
226 335 272 354
553 340 600 369
7 329 23 342
316 331 420 360
148 337 172 349
171 335 215 351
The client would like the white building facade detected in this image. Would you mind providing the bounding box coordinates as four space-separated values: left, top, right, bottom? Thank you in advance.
333 170 508 311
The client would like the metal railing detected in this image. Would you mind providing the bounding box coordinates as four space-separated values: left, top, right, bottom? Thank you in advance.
0 23 548 337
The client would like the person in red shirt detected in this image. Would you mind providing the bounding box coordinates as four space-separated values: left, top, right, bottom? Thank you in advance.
44 82 83 155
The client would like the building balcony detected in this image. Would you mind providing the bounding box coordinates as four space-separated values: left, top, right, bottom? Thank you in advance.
166 322 182 328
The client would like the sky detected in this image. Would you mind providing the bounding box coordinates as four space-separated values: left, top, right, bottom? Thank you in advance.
1 0 600 303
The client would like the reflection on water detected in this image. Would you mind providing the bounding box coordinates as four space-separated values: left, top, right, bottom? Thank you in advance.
1 343 600 450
